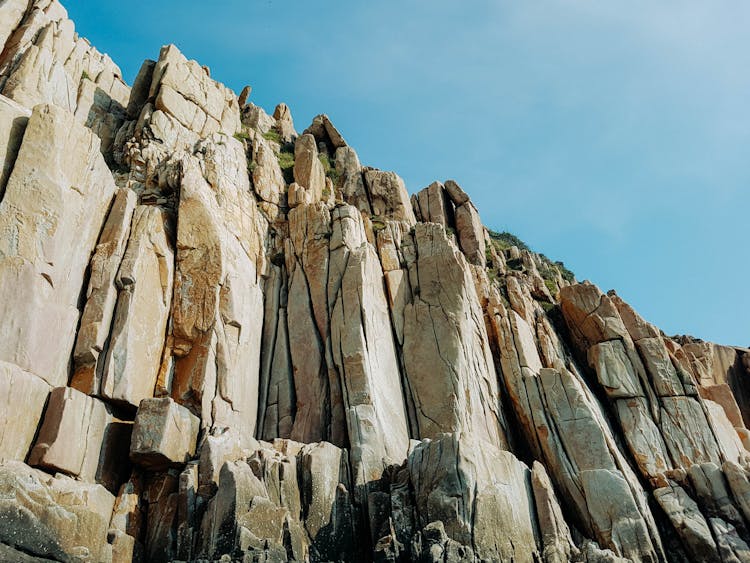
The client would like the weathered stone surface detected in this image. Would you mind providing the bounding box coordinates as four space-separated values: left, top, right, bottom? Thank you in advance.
298 441 356 561
408 433 540 562
0 361 49 464
363 168 417 224
194 439 355 561
335 146 369 213
3 10 750 561
0 94 29 197
588 339 643 399
654 482 721 563
454 201 486 267
413 181 451 227
130 397 200 469
109 473 145 562
28 386 131 491
701 383 746 429
443 179 470 206
402 223 507 446
328 205 410 486
285 203 334 444
170 137 265 442
0 461 116 563
0 103 115 387
293 133 326 201
251 133 286 207
0 4 129 155
272 102 296 143
99 205 173 408
148 44 239 137
532 461 578 563
71 188 137 396
304 113 347 152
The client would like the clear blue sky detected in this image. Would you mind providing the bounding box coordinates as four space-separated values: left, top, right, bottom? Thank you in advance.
65 1 748 347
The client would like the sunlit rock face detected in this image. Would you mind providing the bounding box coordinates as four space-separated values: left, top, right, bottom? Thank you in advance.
0 2 749 562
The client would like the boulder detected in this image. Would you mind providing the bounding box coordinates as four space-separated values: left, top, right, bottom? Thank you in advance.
0 461 116 563
130 397 200 469
0 361 49 463
28 386 131 492
293 133 326 201
408 433 541 562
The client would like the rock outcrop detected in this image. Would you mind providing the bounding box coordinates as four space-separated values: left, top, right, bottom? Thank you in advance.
0 2 747 562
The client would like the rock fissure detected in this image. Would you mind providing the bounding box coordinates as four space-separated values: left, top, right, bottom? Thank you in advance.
0 4 747 562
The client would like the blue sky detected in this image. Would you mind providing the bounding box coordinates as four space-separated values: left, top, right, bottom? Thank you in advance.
65 1 748 346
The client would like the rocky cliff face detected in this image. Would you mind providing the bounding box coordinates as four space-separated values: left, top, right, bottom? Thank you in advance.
0 2 748 562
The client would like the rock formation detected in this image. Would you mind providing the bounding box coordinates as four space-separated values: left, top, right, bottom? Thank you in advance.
0 2 748 562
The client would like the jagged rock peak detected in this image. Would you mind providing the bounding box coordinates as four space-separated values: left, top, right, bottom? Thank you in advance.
0 2 748 562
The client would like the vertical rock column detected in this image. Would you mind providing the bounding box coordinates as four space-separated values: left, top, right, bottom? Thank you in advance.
487 287 665 561
402 223 508 447
0 103 116 463
560 282 750 558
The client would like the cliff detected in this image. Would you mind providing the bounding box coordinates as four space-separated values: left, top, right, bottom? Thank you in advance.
0 2 748 562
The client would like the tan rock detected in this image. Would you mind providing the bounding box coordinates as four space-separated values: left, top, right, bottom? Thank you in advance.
71 188 137 396
0 103 116 387
100 205 173 408
304 113 347 150
443 179 470 206
454 201 486 266
579 468 660 561
251 134 285 206
615 397 673 479
408 434 541 562
559 283 629 350
171 138 265 442
0 94 29 197
284 203 340 444
588 340 643 399
413 181 451 226
724 461 750 524
688 463 747 536
257 265 296 441
653 482 721 563
703 399 748 465
130 397 200 469
660 396 723 468
335 146 370 213
29 386 131 491
0 461 116 563
402 223 507 446
298 441 356 560
635 336 685 396
109 473 145 561
0 361 49 463
0 0 27 53
241 102 275 134
531 461 578 563
272 102 296 143
148 44 240 136
328 205 410 485
363 168 417 224
198 459 269 558
293 133 326 201
700 383 746 429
